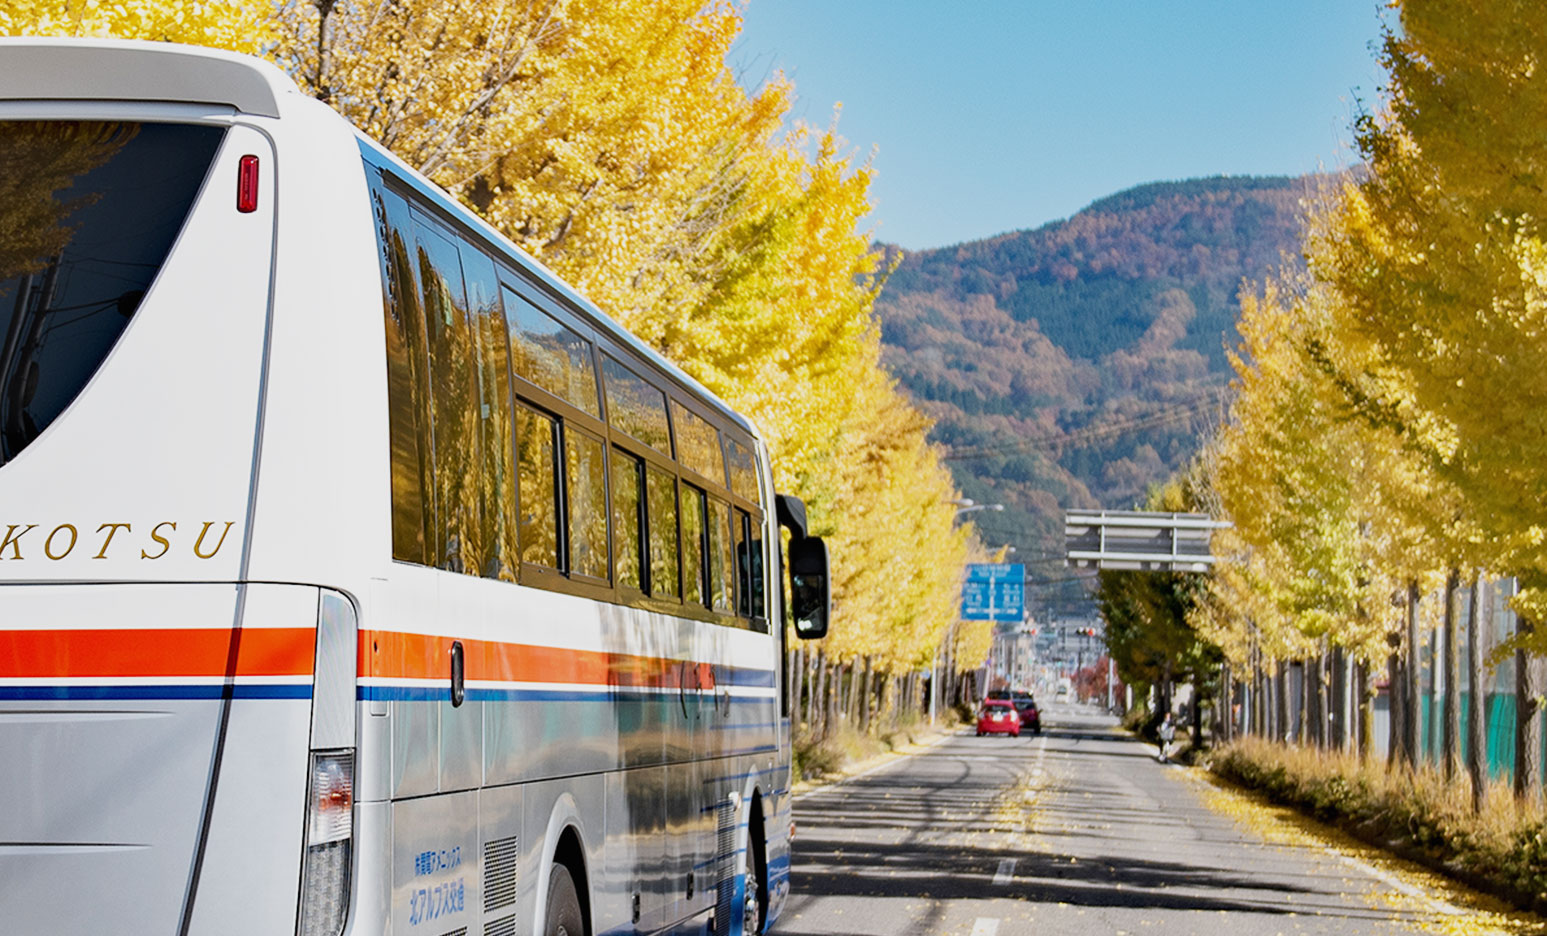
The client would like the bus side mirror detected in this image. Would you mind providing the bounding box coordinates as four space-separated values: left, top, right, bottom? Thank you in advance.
789 535 830 640
776 494 810 540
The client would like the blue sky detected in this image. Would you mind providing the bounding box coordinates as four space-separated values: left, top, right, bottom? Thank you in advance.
733 1 1389 251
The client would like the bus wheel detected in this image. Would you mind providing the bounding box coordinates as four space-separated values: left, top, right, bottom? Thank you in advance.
742 871 760 936
545 864 585 936
744 794 767 935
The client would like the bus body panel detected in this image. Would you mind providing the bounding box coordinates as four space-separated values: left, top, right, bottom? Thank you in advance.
183 584 321 936
0 582 317 936
360 564 781 934
241 96 393 596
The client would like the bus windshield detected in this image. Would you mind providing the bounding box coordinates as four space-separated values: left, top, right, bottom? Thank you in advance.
0 120 224 465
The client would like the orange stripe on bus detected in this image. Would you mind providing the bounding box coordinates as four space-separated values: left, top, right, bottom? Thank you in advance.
360 630 717 690
0 628 316 679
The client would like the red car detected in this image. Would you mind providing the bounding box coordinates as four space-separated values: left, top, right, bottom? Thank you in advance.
976 699 1021 737
1013 695 1042 735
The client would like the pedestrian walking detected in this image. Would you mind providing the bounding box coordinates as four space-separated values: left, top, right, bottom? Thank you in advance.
1158 712 1176 762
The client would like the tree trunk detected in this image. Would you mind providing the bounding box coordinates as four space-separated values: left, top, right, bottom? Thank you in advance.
859 656 875 734
313 0 339 103
1324 646 1336 748
1406 580 1422 768
1515 611 1540 799
1357 659 1374 763
1255 664 1265 739
827 662 842 732
878 672 894 729
1264 661 1276 739
1443 569 1462 781
1191 679 1204 750
1387 650 1404 770
844 661 859 724
814 652 829 738
1287 661 1296 742
801 647 817 731
1302 659 1316 746
1275 661 1289 743
787 636 802 722
1316 654 1330 747
835 661 847 724
1468 576 1489 813
1219 660 1233 743
1427 616 1440 766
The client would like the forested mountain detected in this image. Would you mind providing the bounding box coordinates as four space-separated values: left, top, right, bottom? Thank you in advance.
876 175 1315 569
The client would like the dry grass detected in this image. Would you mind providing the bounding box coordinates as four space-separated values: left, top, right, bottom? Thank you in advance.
792 715 934 781
1189 766 1547 936
1212 737 1547 913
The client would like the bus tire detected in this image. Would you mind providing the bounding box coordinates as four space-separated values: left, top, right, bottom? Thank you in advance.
544 864 586 936
745 794 768 935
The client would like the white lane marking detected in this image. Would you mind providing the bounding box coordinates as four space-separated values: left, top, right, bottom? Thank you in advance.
971 918 1000 936
993 858 1016 885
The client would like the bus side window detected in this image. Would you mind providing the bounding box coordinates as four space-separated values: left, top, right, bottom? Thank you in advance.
507 290 601 416
747 510 767 627
462 247 518 582
611 450 645 592
736 508 766 629
671 401 724 484
725 438 757 503
707 497 733 615
645 465 680 600
368 178 432 566
602 356 671 455
565 429 609 581
681 485 707 608
514 403 561 569
411 217 484 575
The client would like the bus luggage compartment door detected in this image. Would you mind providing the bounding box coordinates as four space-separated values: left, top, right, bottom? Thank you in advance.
0 582 322 936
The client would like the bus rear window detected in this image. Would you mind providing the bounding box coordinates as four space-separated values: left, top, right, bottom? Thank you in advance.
0 120 225 465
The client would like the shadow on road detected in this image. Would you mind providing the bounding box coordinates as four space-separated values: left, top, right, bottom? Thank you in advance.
787 720 1407 926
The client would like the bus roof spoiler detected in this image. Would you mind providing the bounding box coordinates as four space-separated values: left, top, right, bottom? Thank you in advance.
0 38 294 118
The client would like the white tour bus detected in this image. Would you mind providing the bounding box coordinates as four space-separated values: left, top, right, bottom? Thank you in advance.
0 38 831 936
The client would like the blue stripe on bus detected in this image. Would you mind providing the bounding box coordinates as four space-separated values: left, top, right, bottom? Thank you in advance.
702 764 787 788
691 847 746 873
721 667 777 689
0 684 312 701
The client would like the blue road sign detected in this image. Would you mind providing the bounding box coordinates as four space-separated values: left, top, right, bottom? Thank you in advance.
961 563 1025 622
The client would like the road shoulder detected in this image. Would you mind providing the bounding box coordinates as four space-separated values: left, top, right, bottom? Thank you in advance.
791 726 963 799
1181 766 1544 936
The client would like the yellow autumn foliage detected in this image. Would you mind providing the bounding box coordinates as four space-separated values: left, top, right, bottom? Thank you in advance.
0 0 981 689
0 0 270 51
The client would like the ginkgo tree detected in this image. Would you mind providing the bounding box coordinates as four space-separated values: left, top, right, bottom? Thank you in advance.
0 0 270 50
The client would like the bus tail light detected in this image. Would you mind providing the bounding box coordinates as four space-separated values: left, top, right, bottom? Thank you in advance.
298 749 353 936
237 154 260 212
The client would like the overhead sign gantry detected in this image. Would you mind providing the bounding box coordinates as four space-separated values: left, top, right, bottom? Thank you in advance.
1064 510 1230 572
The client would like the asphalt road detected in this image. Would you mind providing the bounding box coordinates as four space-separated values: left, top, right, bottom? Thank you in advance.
777 704 1438 936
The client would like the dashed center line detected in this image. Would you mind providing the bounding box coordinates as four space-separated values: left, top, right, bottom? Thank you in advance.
971 918 1000 936
993 857 1017 885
